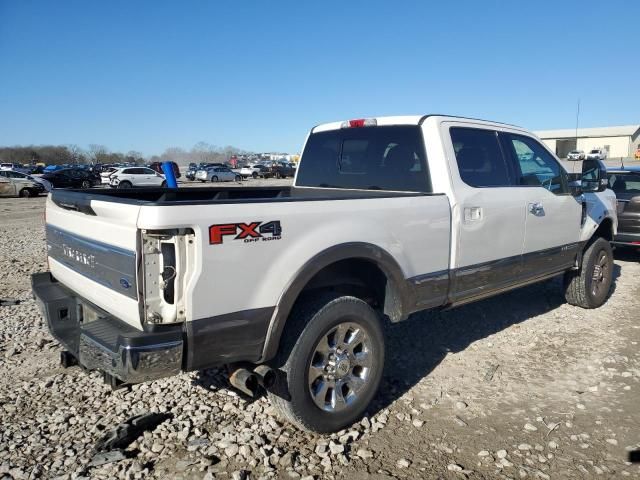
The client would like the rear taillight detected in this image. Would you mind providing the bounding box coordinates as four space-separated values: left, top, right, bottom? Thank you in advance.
341 118 377 128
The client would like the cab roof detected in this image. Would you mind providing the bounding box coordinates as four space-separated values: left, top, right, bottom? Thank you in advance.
311 114 524 133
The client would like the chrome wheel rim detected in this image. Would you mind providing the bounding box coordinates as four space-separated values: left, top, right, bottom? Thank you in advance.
591 251 609 296
307 321 373 412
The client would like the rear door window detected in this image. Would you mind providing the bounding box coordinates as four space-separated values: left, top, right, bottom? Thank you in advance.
296 125 430 192
450 127 513 187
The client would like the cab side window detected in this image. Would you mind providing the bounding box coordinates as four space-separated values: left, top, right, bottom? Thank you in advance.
450 127 513 187
502 133 569 194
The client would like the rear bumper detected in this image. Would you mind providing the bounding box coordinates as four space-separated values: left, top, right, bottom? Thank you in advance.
31 272 183 383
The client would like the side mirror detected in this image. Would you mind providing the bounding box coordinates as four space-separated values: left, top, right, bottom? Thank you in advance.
581 159 607 193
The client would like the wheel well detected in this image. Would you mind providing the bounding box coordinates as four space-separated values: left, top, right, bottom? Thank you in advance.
298 258 403 322
592 217 613 242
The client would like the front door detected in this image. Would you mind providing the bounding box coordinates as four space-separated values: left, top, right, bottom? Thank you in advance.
500 133 582 278
445 124 527 301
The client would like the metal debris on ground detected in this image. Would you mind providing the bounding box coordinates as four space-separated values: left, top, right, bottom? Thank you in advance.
94 412 173 453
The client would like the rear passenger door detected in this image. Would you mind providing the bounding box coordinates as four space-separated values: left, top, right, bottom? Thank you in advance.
446 125 526 301
500 133 582 278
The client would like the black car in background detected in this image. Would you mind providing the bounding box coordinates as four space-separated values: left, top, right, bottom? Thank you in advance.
267 161 295 178
149 161 181 179
607 166 640 247
41 168 99 188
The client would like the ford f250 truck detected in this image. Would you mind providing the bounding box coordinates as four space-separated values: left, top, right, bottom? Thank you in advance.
32 115 617 432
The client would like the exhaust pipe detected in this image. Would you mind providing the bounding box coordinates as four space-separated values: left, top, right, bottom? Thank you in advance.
228 367 259 397
253 365 275 389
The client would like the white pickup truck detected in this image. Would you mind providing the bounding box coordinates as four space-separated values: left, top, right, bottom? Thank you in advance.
32 115 617 432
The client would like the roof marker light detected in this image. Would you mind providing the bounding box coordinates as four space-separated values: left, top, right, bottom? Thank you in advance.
341 118 377 128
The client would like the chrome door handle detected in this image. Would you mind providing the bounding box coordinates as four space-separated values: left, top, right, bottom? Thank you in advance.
528 202 544 216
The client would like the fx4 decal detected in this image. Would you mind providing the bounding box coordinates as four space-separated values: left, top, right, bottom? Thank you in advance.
209 221 282 245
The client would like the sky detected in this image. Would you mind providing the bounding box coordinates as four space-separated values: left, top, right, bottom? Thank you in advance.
0 0 638 156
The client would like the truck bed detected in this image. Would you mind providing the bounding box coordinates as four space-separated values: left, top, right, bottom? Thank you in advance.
50 186 432 209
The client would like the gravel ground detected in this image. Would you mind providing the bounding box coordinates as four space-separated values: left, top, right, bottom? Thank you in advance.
1 185 639 480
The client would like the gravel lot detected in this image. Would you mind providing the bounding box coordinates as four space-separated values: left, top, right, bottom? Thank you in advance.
1 183 639 479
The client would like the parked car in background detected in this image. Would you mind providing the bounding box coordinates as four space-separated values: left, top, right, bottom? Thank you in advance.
607 166 640 247
0 170 52 192
195 166 241 183
240 164 273 179
567 150 585 160
1 163 29 173
266 161 295 178
42 168 99 189
185 163 199 181
43 165 64 173
149 161 181 179
0 170 45 197
100 167 118 185
587 149 607 160
109 167 167 188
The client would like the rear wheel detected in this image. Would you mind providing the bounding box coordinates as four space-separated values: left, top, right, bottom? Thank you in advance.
118 181 132 189
211 176 219 182
564 237 613 308
268 294 384 432
81 180 91 189
252 172 258 179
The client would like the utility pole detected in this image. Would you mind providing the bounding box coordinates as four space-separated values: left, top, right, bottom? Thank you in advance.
573 99 580 174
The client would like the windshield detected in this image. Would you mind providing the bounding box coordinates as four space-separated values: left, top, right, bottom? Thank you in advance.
296 125 430 192
590 150 599 154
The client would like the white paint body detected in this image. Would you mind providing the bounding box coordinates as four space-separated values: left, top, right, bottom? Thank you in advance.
44 115 617 333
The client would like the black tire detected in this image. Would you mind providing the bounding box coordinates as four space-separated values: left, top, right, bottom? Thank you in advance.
118 181 132 189
19 188 33 198
211 176 218 182
268 294 385 433
81 180 91 189
564 237 613 308
161 181 167 187
252 172 258 179
235 175 242 182
275 171 281 179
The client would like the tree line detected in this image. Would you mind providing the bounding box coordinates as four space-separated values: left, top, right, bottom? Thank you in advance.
0 142 251 166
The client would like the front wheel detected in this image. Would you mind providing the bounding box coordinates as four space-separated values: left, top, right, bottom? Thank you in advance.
211 176 218 182
118 181 132 189
19 188 33 198
268 294 384 433
160 181 167 187
235 175 242 182
81 180 91 189
564 237 613 308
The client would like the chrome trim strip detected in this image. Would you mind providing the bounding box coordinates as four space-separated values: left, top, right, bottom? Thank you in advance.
46 225 137 300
